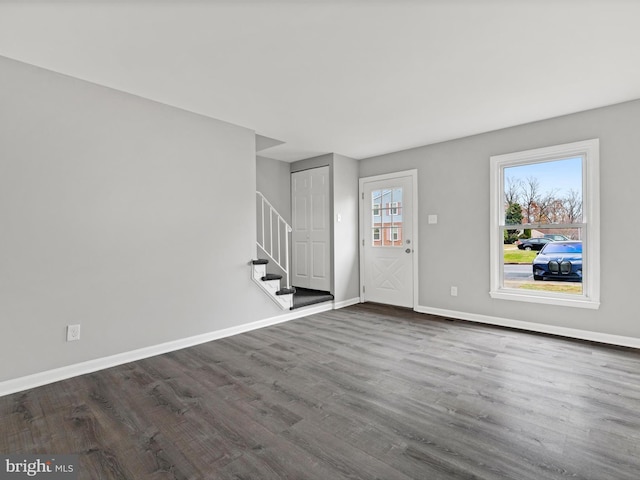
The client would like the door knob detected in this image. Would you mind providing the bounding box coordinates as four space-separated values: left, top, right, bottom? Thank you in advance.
405 248 412 254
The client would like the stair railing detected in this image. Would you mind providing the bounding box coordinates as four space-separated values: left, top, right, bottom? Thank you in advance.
256 191 292 288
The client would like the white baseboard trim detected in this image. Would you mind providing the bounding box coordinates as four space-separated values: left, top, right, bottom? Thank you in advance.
334 297 361 309
17 299 630 397
415 305 640 349
0 303 336 398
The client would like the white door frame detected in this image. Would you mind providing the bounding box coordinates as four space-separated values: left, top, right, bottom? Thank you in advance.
359 169 419 309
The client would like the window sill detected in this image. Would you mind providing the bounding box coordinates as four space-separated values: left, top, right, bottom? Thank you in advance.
490 289 600 310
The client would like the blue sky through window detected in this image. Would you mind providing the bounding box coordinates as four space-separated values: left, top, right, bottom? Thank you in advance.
505 156 582 195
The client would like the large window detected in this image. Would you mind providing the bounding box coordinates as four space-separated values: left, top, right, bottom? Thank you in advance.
490 139 600 309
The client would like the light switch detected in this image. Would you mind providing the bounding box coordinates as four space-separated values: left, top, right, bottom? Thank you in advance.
428 214 438 224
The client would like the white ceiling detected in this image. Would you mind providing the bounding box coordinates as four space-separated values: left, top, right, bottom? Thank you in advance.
1 1 639 162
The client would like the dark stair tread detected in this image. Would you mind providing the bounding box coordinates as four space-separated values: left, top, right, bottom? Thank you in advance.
291 288 334 309
252 259 269 265
276 287 296 296
261 273 283 281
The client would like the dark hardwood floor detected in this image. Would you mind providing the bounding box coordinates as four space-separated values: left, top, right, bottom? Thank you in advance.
2 303 640 479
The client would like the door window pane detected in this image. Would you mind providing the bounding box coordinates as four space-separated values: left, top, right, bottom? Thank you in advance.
371 187 403 247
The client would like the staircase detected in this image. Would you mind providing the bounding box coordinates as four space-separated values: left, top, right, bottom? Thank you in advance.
253 192 334 310
251 259 335 310
251 258 296 310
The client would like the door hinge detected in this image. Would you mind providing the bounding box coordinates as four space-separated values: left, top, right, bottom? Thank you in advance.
362 192 364 200
362 285 365 293
362 239 365 247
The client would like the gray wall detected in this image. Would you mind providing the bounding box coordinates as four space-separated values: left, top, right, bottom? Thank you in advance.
256 155 291 224
359 99 640 339
0 57 280 382
333 154 360 303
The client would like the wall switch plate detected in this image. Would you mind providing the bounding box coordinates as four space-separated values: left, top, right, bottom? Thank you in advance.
450 286 458 297
67 324 81 342
428 214 438 224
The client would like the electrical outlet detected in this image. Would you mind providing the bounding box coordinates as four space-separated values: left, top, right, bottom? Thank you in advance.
450 286 458 297
67 324 81 342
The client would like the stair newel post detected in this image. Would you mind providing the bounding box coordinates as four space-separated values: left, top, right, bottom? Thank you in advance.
261 194 265 251
285 225 291 288
269 207 273 260
277 216 282 269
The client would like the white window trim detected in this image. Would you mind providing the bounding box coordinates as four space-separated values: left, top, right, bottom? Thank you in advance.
373 203 380 217
390 201 399 215
489 139 600 309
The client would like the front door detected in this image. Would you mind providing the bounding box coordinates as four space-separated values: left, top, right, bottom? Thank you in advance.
361 172 416 308
291 166 331 291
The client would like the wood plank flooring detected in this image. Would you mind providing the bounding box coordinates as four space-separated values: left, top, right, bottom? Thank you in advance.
2 303 640 479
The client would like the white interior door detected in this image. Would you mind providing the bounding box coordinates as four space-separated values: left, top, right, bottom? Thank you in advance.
361 173 415 308
291 166 331 291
